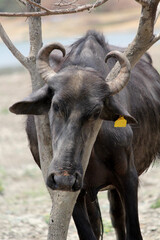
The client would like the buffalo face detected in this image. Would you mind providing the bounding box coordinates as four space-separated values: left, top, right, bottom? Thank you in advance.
10 42 135 192
46 69 108 191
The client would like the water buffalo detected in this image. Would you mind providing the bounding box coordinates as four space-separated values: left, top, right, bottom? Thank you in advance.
10 31 160 240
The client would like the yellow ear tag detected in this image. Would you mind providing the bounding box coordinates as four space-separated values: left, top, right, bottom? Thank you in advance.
114 116 127 128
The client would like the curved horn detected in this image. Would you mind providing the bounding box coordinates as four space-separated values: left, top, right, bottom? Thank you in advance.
36 43 66 82
105 51 131 95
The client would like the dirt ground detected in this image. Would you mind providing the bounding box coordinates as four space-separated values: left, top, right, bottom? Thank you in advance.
0 51 160 240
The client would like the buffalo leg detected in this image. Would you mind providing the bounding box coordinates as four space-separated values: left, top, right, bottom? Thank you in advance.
117 168 143 240
86 196 103 239
108 189 126 240
73 191 98 240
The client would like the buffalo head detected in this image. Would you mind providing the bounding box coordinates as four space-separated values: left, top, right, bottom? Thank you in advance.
10 42 136 192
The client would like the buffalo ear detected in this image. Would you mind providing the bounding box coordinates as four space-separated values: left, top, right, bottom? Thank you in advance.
9 84 52 115
101 96 137 124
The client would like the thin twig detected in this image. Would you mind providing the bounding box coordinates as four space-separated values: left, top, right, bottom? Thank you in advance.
88 0 100 13
0 23 29 69
18 0 27 6
54 0 79 6
55 0 64 5
0 0 108 17
26 0 52 12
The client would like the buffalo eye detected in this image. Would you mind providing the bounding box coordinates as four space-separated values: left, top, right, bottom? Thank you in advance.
92 108 101 120
86 106 101 121
53 103 60 112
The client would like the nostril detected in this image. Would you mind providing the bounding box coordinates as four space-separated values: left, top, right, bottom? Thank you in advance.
46 173 57 189
72 172 82 191
51 174 56 185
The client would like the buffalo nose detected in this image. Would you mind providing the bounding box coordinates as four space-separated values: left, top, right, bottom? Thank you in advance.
46 171 82 191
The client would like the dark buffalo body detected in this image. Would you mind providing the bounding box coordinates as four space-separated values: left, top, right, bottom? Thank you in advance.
10 31 160 240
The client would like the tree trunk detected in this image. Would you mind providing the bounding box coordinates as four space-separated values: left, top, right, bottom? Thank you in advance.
26 1 79 239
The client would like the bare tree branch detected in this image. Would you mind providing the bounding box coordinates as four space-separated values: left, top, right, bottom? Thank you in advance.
0 23 29 69
0 0 108 17
54 0 79 7
155 2 160 22
126 0 160 66
106 0 160 83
